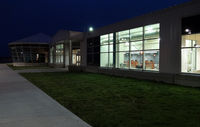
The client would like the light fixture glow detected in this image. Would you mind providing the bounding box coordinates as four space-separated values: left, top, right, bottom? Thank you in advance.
185 29 190 33
89 27 94 32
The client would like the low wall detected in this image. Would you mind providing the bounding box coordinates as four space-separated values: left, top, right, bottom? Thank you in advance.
48 63 65 68
12 63 48 67
69 66 200 87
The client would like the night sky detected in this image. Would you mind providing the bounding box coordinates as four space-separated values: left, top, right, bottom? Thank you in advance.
0 0 190 57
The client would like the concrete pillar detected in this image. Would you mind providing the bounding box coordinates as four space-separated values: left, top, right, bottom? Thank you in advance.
64 41 70 66
159 14 182 74
53 45 56 65
113 32 116 68
80 33 88 66
69 40 72 65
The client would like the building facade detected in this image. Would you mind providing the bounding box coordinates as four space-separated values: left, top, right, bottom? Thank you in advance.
49 30 84 68
9 33 51 66
80 0 200 87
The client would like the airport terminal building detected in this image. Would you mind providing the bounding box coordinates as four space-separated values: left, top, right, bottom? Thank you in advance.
8 0 200 87
80 0 200 87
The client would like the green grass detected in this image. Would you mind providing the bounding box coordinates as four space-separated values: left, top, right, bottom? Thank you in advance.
8 65 51 70
21 72 200 127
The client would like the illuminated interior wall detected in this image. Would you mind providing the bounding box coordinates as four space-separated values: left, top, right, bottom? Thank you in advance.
181 34 200 73
115 23 160 71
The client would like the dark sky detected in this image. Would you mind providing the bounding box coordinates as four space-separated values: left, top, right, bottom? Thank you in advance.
0 0 190 57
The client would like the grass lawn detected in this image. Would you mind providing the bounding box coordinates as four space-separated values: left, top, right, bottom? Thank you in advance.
21 72 200 127
8 65 51 70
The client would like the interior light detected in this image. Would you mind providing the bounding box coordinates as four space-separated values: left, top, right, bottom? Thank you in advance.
185 29 190 33
185 29 192 34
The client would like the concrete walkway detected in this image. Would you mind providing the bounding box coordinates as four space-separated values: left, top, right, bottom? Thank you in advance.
15 68 68 73
0 64 91 127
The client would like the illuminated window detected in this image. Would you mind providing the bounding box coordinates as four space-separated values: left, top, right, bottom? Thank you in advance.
116 42 129 51
56 44 64 64
130 51 143 69
130 27 143 41
116 23 160 71
131 41 143 51
181 34 200 73
143 50 160 70
117 30 129 43
144 39 159 50
100 35 109 45
144 24 160 39
100 33 114 67
116 52 130 69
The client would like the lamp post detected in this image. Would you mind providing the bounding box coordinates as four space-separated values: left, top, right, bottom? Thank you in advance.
89 27 94 32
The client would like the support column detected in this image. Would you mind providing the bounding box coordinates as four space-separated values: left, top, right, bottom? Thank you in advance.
69 40 72 65
80 33 88 66
113 32 116 68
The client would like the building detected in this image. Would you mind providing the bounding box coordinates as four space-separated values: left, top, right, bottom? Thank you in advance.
79 0 200 87
8 0 200 87
9 33 51 66
49 30 84 68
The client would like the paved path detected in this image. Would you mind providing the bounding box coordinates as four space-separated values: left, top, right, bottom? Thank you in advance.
15 68 68 73
0 64 91 127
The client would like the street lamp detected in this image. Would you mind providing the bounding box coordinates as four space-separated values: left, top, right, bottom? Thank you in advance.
89 27 94 32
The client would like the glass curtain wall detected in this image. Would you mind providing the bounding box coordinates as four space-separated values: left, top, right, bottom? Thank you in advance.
100 33 114 67
10 44 48 63
55 44 64 64
115 23 160 71
181 34 200 73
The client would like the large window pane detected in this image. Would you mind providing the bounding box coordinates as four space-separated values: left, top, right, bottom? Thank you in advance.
109 53 113 67
109 45 113 52
131 41 143 51
144 39 159 50
100 33 114 68
143 50 159 71
130 51 143 69
109 33 113 44
117 30 129 43
100 45 109 52
182 48 200 73
130 27 143 41
144 24 160 39
116 42 129 51
100 53 109 67
100 35 109 45
116 52 129 69
181 32 200 73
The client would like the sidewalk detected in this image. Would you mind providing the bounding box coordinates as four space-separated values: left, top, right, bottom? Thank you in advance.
0 64 91 127
15 68 68 73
